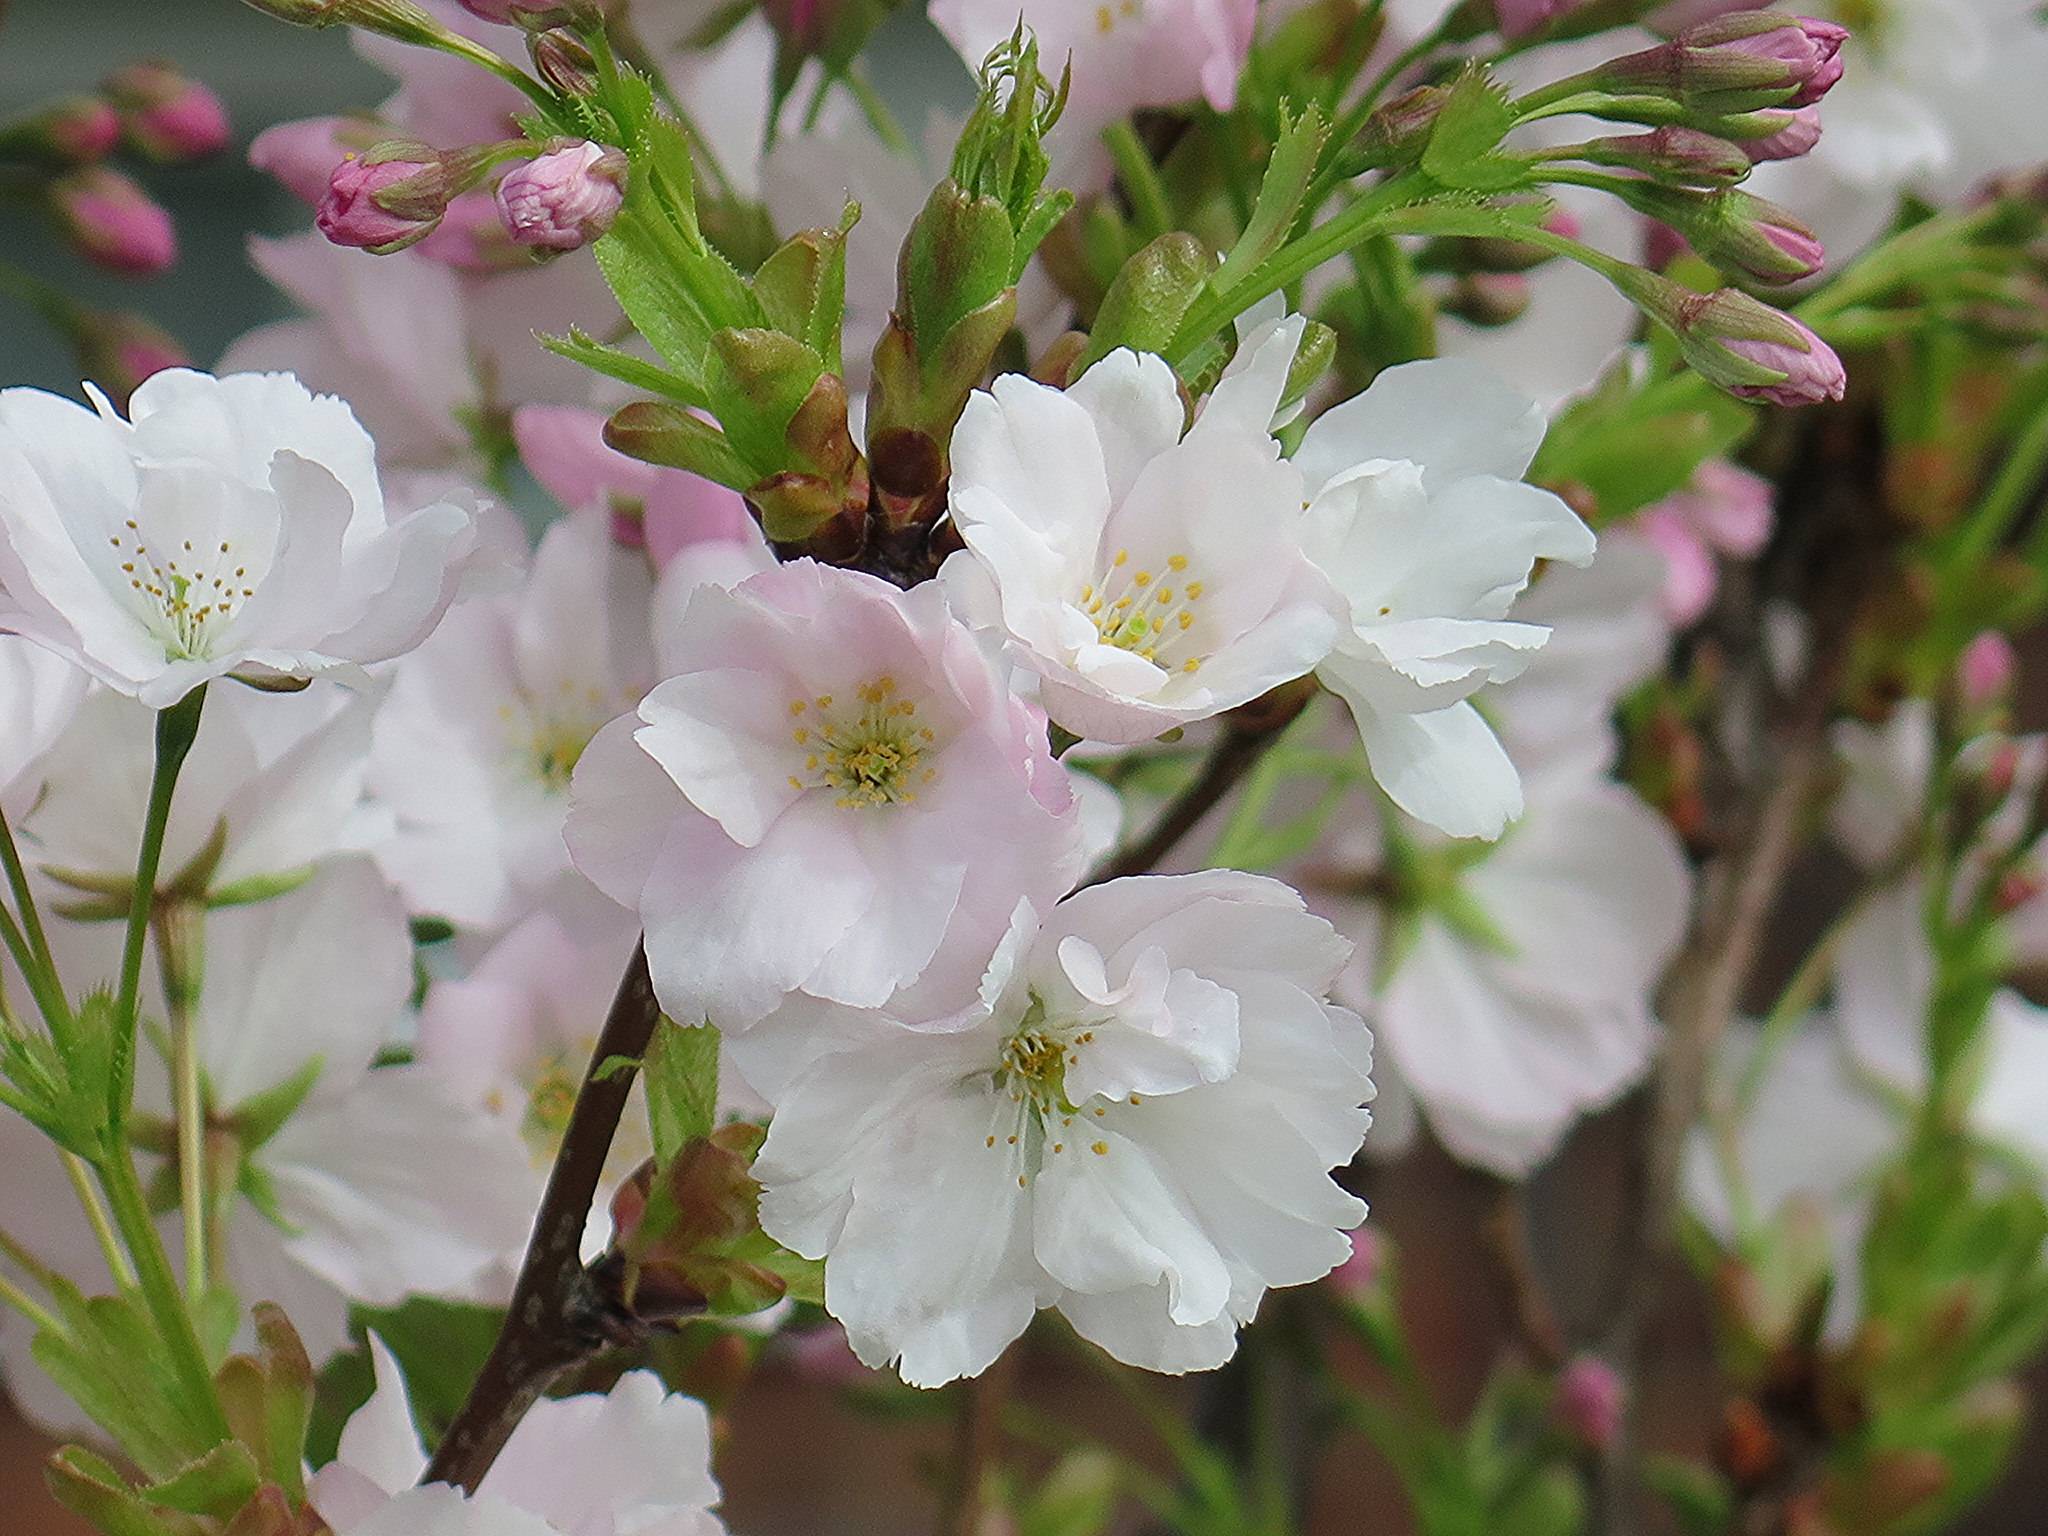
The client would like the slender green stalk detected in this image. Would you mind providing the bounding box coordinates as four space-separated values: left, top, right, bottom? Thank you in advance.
63 1151 136 1291
96 1152 228 1442
154 902 209 1298
0 1269 63 1338
1103 121 1173 241
0 1223 58 1294
109 686 205 1132
840 67 911 156
0 804 69 1035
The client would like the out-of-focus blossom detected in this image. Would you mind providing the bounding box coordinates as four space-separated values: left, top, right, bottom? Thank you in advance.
1958 630 2018 710
102 62 231 163
1555 1356 1626 1449
0 370 483 705
24 681 389 907
566 559 1086 1031
1634 458 1775 624
9 95 122 163
0 637 89 812
48 167 176 275
495 140 626 252
309 1337 725 1536
941 340 1341 746
1298 358 1595 839
730 872 1373 1385
370 511 656 934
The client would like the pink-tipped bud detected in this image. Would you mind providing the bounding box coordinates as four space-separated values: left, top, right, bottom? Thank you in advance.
1994 866 2044 917
1582 126 1754 186
317 149 445 252
532 29 601 96
1720 315 1845 405
1544 207 1583 243
1622 277 1846 405
1958 631 2018 710
103 63 230 163
1494 0 1578 39
495 139 626 252
1644 187 1824 284
1597 12 1849 112
1329 1228 1382 1298
458 0 594 24
1680 12 1848 105
74 311 190 408
1 95 122 164
49 167 177 275
1742 104 1823 162
1554 1356 1626 1450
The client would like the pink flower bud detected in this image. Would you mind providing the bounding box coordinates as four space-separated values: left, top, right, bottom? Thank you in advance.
4 95 122 163
1543 207 1583 243
1680 12 1849 105
1637 506 1719 624
1958 631 2017 710
250 117 359 205
1642 217 1691 270
317 152 443 252
1994 866 2044 917
1722 313 1844 405
1599 12 1849 111
49 167 177 275
1584 126 1754 186
495 140 626 252
1644 284 1845 405
1554 1356 1625 1449
1329 1228 1381 1297
1744 104 1822 162
71 310 189 408
458 0 591 24
103 63 230 163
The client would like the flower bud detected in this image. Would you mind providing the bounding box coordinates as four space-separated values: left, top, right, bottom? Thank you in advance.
495 139 627 252
1622 276 1846 405
0 95 121 164
251 116 377 205
1739 104 1822 162
317 149 446 252
1958 630 2017 711
1355 84 1447 169
1553 1356 1626 1450
1636 187 1824 283
1994 866 2043 917
1580 126 1754 187
531 28 600 96
74 310 189 405
1442 271 1533 325
1328 1228 1382 1298
459 0 596 23
1594 12 1849 112
1494 0 1579 40
102 63 231 163
49 167 177 275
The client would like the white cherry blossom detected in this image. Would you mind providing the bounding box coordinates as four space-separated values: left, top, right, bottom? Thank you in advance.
566 558 1086 1031
728 871 1373 1386
0 370 483 706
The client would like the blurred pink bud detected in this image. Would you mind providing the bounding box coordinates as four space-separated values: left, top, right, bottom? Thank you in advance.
459 0 579 20
778 1324 869 1385
495 140 626 252
1637 506 1719 624
318 152 442 251
1680 459 1774 555
1543 207 1583 242
1329 1228 1382 1297
7 96 123 163
104 62 230 162
249 116 356 204
1958 631 2018 709
1444 271 1533 326
75 310 189 407
1494 0 1577 39
1723 312 1845 406
1554 1356 1625 1449
50 167 177 275
1643 217 1690 270
1994 867 2044 917
1745 104 1822 162
416 189 529 271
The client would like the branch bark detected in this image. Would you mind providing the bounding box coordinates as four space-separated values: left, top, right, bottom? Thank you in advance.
423 942 663 1491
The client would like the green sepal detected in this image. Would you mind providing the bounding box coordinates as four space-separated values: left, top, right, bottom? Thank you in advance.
541 327 711 409
605 401 757 492
233 1058 324 1151
1421 65 1522 192
1080 231 1215 373
751 201 859 372
139 1441 261 1519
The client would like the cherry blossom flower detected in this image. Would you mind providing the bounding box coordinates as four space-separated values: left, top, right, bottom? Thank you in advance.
941 340 1342 746
728 871 1373 1385
0 370 484 706
1297 358 1597 839
310 1336 724 1536
370 511 658 934
566 559 1086 1031
21 679 388 908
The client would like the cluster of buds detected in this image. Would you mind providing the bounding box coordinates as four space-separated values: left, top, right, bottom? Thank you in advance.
0 62 225 281
316 135 624 257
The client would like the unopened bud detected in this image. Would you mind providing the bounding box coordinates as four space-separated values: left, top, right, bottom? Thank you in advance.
1553 1356 1626 1449
49 167 177 275
1632 186 1824 284
1622 277 1844 405
1580 126 1754 187
1739 104 1822 162
1594 12 1849 113
1442 271 1532 325
1994 866 2043 917
531 29 600 95
1957 630 2017 710
1494 0 1581 40
75 310 189 405
102 63 230 163
495 139 626 252
460 0 598 24
0 95 121 164
317 147 446 252
1356 84 1446 168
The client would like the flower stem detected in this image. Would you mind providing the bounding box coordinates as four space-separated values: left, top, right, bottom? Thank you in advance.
109 685 205 1134
64 1151 137 1291
153 901 209 1298
424 941 665 1491
0 804 66 1032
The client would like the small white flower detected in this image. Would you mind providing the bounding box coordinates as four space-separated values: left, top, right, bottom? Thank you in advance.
1299 358 1596 840
0 369 485 706
942 341 1341 746
310 1337 724 1536
729 871 1373 1386
371 511 658 934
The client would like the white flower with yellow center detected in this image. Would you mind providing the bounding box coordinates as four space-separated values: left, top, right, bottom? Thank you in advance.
941 341 1342 745
566 558 1087 1032
729 871 1374 1387
0 369 484 707
371 510 656 935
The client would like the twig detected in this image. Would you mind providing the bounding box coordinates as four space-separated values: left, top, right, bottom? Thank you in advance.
941 1346 1016 1536
1485 1181 1565 1367
424 942 663 1491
